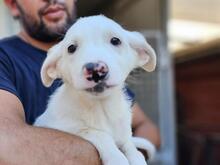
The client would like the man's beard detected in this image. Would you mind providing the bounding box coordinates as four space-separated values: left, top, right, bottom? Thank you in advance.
16 1 76 42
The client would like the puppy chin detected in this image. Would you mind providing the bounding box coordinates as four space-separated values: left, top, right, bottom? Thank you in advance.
87 83 115 93
73 78 123 98
84 89 113 99
80 83 120 99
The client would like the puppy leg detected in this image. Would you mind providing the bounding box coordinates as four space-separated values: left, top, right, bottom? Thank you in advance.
121 140 148 165
79 130 129 165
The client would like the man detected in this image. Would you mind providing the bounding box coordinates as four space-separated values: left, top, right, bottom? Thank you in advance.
0 0 160 164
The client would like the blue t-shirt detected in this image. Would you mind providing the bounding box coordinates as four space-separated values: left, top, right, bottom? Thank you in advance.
0 36 134 125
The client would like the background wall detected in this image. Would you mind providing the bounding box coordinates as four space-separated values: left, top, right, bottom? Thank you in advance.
0 2 19 38
171 0 220 24
0 1 176 165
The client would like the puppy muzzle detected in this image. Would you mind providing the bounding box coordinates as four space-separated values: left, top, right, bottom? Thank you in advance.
83 62 109 83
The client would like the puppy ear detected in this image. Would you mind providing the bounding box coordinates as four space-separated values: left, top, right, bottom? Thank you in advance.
127 32 156 72
41 43 62 87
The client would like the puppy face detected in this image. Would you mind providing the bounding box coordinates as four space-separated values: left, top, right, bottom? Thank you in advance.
41 15 156 96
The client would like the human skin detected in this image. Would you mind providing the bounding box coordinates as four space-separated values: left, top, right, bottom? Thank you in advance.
0 0 160 164
0 90 102 165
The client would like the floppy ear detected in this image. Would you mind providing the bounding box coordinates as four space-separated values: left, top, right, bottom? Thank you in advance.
127 31 156 72
41 43 62 87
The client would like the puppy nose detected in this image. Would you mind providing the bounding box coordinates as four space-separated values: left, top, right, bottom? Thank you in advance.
83 62 109 83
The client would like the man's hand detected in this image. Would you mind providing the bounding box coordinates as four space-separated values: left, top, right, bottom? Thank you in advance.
132 103 161 151
0 90 101 165
132 103 160 160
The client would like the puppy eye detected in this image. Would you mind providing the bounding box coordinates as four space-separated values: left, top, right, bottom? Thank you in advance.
67 44 77 54
110 37 121 46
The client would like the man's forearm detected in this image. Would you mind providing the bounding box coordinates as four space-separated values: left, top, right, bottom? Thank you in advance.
0 122 101 165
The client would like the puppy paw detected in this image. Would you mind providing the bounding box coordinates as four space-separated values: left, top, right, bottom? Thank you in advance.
129 151 148 165
132 137 156 161
104 153 129 165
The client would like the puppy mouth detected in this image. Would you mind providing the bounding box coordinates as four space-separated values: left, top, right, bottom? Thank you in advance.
85 82 115 93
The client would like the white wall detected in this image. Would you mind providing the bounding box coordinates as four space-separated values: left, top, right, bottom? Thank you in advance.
0 2 19 38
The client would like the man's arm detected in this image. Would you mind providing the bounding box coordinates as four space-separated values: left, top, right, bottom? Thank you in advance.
132 103 161 149
0 90 101 165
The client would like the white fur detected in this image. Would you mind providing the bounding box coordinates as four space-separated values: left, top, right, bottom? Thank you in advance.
34 15 156 165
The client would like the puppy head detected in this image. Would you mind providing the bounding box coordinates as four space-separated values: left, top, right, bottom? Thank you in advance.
41 15 156 96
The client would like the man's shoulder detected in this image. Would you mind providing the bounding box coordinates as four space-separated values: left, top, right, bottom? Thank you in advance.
0 35 19 47
0 36 21 55
0 36 20 60
0 35 46 60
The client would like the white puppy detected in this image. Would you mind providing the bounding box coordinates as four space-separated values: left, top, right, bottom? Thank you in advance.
34 15 156 165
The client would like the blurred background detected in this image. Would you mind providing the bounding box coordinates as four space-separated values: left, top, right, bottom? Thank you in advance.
1 0 220 165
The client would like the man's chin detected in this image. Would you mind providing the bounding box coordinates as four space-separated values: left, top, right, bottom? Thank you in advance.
43 12 68 24
43 17 67 31
36 22 68 42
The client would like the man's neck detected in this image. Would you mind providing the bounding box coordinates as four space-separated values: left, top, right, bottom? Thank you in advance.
18 30 58 51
